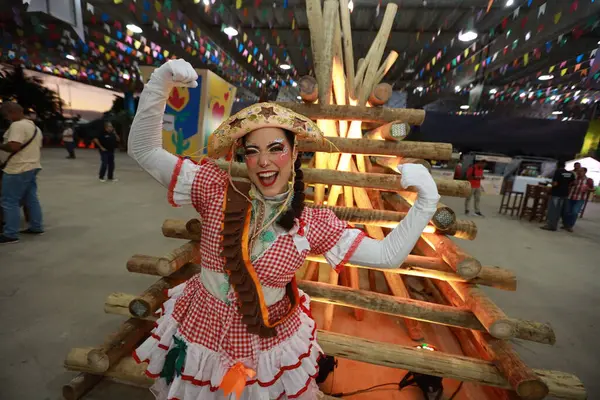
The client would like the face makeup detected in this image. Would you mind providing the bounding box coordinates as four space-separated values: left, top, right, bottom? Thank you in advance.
243 127 295 196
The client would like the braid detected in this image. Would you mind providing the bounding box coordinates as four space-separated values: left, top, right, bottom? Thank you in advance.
277 155 305 231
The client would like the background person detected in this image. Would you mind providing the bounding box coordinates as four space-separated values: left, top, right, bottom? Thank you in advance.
62 121 75 159
465 159 485 216
0 102 44 244
541 160 574 231
562 167 594 232
93 121 120 182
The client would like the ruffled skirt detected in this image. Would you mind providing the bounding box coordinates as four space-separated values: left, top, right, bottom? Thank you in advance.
133 275 323 400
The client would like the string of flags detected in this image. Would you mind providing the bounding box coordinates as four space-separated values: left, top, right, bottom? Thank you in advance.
417 0 598 90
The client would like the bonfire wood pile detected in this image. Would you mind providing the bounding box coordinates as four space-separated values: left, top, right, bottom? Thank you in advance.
62 0 586 399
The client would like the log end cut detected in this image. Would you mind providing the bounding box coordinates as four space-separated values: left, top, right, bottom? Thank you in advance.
516 379 550 400
456 258 483 280
86 349 110 373
185 218 202 235
129 298 152 318
431 207 456 231
369 83 393 106
489 319 517 340
156 258 174 276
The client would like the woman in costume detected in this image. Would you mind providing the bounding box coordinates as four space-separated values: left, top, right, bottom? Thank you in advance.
128 59 440 400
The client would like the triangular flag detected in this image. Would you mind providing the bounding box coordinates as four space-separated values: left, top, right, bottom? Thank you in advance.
554 12 562 24
538 3 546 18
513 7 520 19
561 68 567 76
524 53 529 65
574 63 581 72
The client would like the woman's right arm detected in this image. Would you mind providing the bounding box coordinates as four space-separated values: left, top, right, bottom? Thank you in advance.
127 59 198 187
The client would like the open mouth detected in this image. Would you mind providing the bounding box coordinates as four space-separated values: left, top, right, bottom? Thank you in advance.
257 171 279 187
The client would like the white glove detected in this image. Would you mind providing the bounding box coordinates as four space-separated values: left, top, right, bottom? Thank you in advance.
398 163 440 203
146 59 199 94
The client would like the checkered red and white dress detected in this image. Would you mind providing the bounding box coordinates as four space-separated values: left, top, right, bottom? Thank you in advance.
134 159 366 400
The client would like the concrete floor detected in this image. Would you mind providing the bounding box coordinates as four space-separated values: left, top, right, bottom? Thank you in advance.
0 148 598 400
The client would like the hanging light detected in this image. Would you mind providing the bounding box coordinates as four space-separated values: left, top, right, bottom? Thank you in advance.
416 86 424 92
297 96 302 100
66 54 76 61
459 30 478 42
460 105 470 110
105 84 113 89
279 64 291 70
505 0 514 6
224 26 238 36
538 74 554 81
489 88 498 94
261 79 266 84
581 98 590 104
454 85 461 92
405 67 415 73
203 0 209 5
552 110 563 115
348 0 354 12
126 24 143 34
458 16 477 42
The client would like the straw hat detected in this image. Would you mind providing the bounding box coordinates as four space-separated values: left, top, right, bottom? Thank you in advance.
207 102 324 158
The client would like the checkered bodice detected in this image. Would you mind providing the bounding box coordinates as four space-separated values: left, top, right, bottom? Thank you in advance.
190 160 347 288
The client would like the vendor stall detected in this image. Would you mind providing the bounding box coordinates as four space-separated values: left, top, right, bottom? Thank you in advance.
504 156 556 194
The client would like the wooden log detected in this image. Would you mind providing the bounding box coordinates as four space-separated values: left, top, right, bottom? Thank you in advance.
162 219 201 241
432 280 549 399
298 76 318 103
354 58 366 91
368 83 393 106
317 331 586 399
66 355 341 399
105 292 157 321
374 51 399 84
349 186 424 341
276 102 426 125
365 121 410 141
444 219 478 240
185 218 202 235
475 333 550 399
129 263 200 318
305 0 324 94
127 241 197 276
298 136 452 160
421 233 482 279
357 3 397 105
426 279 537 400
299 280 483 330
317 0 338 104
322 268 340 331
338 0 355 99
62 373 103 400
65 352 154 387
86 318 154 373
450 281 517 340
331 19 348 138
373 155 432 171
216 161 470 198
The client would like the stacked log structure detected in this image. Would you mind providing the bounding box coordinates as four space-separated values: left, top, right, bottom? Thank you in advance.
61 0 586 398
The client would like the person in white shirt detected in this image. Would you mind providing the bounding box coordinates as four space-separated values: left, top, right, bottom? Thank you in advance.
0 102 44 244
62 121 76 159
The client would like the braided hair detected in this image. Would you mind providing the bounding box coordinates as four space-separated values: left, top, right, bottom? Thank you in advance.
241 129 305 232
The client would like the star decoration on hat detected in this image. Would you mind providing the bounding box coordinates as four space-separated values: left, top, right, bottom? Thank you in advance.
258 106 277 119
292 117 306 129
229 117 244 129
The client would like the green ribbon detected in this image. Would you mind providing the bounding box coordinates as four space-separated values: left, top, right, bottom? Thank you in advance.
160 336 188 385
